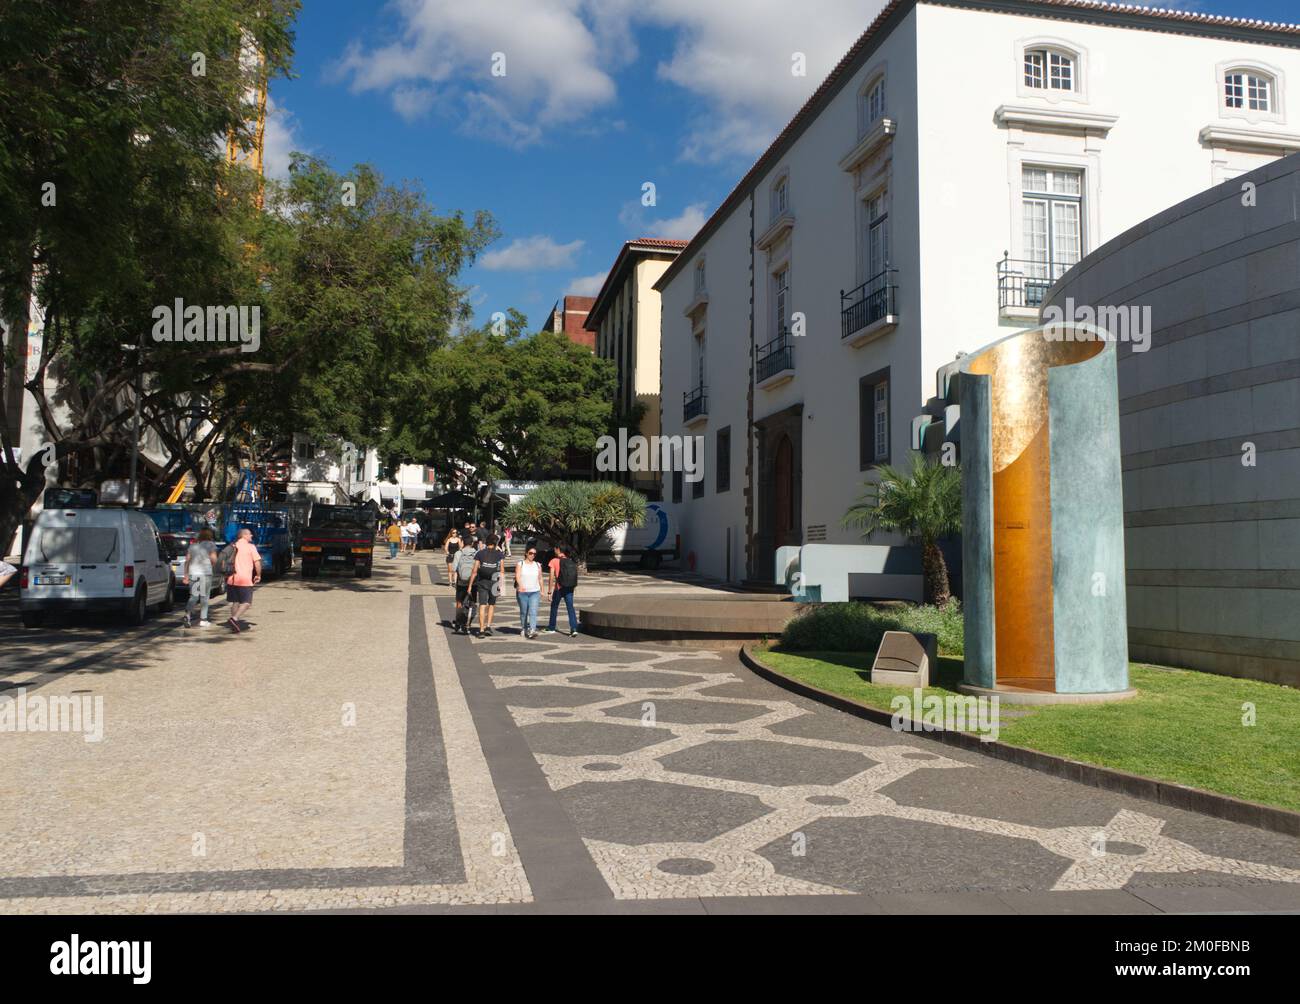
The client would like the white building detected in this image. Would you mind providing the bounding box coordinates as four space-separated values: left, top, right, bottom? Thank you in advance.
657 0 1300 586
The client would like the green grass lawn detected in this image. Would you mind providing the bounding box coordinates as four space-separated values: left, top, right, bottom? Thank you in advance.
755 646 1300 813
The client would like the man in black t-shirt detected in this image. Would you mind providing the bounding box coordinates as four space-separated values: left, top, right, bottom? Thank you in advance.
466 535 504 637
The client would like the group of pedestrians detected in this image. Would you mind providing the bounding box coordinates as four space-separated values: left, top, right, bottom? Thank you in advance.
383 516 423 558
181 526 261 634
446 526 580 640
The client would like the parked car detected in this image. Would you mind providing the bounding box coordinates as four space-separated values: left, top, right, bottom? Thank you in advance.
19 507 176 628
141 505 225 599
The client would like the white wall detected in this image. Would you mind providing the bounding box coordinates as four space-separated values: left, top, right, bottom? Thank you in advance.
661 1 1300 585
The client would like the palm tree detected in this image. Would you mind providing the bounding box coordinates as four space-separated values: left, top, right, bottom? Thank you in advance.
842 452 962 605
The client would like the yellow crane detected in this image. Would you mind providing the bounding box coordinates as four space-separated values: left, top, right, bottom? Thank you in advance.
224 30 268 207
164 33 267 507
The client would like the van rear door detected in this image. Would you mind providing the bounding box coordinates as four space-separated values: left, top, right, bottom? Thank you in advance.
76 522 124 600
25 520 79 601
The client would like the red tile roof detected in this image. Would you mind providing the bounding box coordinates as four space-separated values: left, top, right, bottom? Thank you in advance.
656 0 1300 291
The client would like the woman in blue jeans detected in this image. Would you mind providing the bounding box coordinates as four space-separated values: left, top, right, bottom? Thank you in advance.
514 546 542 639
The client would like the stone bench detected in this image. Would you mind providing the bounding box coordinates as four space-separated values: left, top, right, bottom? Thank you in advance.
870 630 938 687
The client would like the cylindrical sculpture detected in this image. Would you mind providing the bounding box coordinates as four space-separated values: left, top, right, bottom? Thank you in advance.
959 324 1130 697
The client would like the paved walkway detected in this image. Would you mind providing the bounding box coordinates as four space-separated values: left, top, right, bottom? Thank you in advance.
2 558 1298 914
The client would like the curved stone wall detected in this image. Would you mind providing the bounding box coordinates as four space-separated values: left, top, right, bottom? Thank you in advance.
1045 155 1300 688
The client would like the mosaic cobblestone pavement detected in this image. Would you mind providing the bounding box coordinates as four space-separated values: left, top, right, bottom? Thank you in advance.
473 603 1300 902
3 559 1299 914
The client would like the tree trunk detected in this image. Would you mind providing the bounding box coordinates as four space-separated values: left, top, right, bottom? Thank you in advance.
921 539 951 606
0 458 49 561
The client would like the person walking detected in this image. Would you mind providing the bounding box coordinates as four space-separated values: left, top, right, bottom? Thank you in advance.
385 519 401 559
502 527 513 557
545 542 580 637
406 517 421 554
451 537 479 634
182 527 220 628
465 534 504 637
443 527 462 587
514 545 542 639
224 527 262 633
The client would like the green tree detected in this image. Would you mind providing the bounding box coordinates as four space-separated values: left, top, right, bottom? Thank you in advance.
502 481 646 570
0 0 298 546
842 452 962 605
386 310 615 484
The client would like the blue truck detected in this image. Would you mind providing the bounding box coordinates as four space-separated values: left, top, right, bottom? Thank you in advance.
222 470 294 578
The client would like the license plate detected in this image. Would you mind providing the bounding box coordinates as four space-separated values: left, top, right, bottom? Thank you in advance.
35 575 71 586
327 555 345 561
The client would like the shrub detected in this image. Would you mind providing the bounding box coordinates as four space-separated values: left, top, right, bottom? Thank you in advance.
780 600 963 656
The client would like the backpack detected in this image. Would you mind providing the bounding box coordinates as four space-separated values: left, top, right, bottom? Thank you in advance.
454 548 478 581
215 543 238 577
558 557 578 590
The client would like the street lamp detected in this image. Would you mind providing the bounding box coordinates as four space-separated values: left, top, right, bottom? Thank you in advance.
120 333 143 506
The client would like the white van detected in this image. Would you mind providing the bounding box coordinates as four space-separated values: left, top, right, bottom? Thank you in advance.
19 508 176 628
591 502 681 570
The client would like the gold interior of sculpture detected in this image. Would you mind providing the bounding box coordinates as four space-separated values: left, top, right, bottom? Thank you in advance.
966 333 1104 690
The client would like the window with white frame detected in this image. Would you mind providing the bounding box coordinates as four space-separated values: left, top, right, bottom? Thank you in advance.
859 369 890 469
1022 166 1082 295
864 192 889 281
1224 69 1274 112
865 76 886 124
692 319 706 391
1024 47 1075 91
773 176 790 218
773 266 789 337
873 382 888 461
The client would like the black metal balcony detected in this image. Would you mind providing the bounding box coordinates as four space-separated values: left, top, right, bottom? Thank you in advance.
997 253 1072 310
756 329 794 384
683 384 707 422
841 267 898 340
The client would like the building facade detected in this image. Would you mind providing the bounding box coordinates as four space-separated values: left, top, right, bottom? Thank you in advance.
657 0 1300 585
546 294 598 351
587 238 688 498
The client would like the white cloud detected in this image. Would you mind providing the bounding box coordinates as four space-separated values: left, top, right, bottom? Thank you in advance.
262 95 306 180
331 0 888 160
618 200 709 241
568 271 608 296
334 0 626 148
480 235 585 271
645 0 890 162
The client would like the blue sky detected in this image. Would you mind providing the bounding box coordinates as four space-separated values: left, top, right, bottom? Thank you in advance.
270 0 1300 330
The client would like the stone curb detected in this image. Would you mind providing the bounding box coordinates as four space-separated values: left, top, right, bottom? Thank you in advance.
739 644 1300 839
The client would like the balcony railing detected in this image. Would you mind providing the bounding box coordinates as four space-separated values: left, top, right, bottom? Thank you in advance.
841 267 898 340
683 384 707 422
756 329 794 384
997 253 1072 310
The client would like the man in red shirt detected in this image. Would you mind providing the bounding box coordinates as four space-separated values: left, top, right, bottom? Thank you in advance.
225 527 262 633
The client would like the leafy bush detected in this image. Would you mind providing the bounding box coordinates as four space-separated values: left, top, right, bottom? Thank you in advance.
780 601 963 656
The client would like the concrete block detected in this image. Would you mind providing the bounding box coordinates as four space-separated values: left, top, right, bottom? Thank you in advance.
1247 309 1300 368
1206 321 1252 375
1251 378 1300 435
870 630 937 687
1258 518 1300 570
